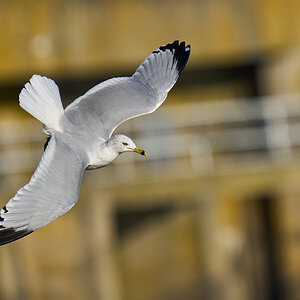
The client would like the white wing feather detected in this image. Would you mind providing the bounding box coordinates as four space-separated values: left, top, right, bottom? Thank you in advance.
0 136 85 245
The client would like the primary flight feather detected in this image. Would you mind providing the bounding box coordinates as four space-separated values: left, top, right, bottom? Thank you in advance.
0 40 190 246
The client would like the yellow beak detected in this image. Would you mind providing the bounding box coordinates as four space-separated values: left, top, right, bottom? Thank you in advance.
133 147 147 156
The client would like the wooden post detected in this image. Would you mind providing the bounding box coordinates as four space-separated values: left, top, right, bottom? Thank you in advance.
87 192 122 300
0 246 19 299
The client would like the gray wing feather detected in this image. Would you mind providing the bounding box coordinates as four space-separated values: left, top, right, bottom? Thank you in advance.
0 136 85 245
64 41 190 139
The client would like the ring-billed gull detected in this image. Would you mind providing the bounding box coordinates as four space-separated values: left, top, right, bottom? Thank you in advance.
0 40 190 246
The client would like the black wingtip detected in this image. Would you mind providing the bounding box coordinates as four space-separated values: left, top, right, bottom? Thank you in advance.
0 227 33 246
153 40 191 74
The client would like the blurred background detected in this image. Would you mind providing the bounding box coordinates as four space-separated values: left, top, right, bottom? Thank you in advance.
0 0 300 299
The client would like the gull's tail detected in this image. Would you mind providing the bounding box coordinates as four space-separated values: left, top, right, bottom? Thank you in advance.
19 75 64 130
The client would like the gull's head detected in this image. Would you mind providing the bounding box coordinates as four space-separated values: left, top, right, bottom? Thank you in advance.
109 135 147 156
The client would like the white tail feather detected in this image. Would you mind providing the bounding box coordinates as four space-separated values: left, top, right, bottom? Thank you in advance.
19 75 64 130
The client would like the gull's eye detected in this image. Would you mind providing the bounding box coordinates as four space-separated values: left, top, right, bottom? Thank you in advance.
122 142 128 146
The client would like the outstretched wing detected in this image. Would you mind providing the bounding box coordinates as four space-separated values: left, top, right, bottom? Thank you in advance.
64 40 190 139
0 136 85 246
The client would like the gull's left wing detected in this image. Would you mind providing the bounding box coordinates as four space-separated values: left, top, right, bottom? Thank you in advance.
64 40 190 139
0 136 86 246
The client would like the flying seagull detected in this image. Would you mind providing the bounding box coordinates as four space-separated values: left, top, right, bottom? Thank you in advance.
0 40 190 246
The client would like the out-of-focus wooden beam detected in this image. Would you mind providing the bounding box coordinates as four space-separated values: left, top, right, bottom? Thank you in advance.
0 0 298 82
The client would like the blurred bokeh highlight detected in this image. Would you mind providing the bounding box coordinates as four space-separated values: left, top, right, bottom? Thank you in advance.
0 1 300 300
